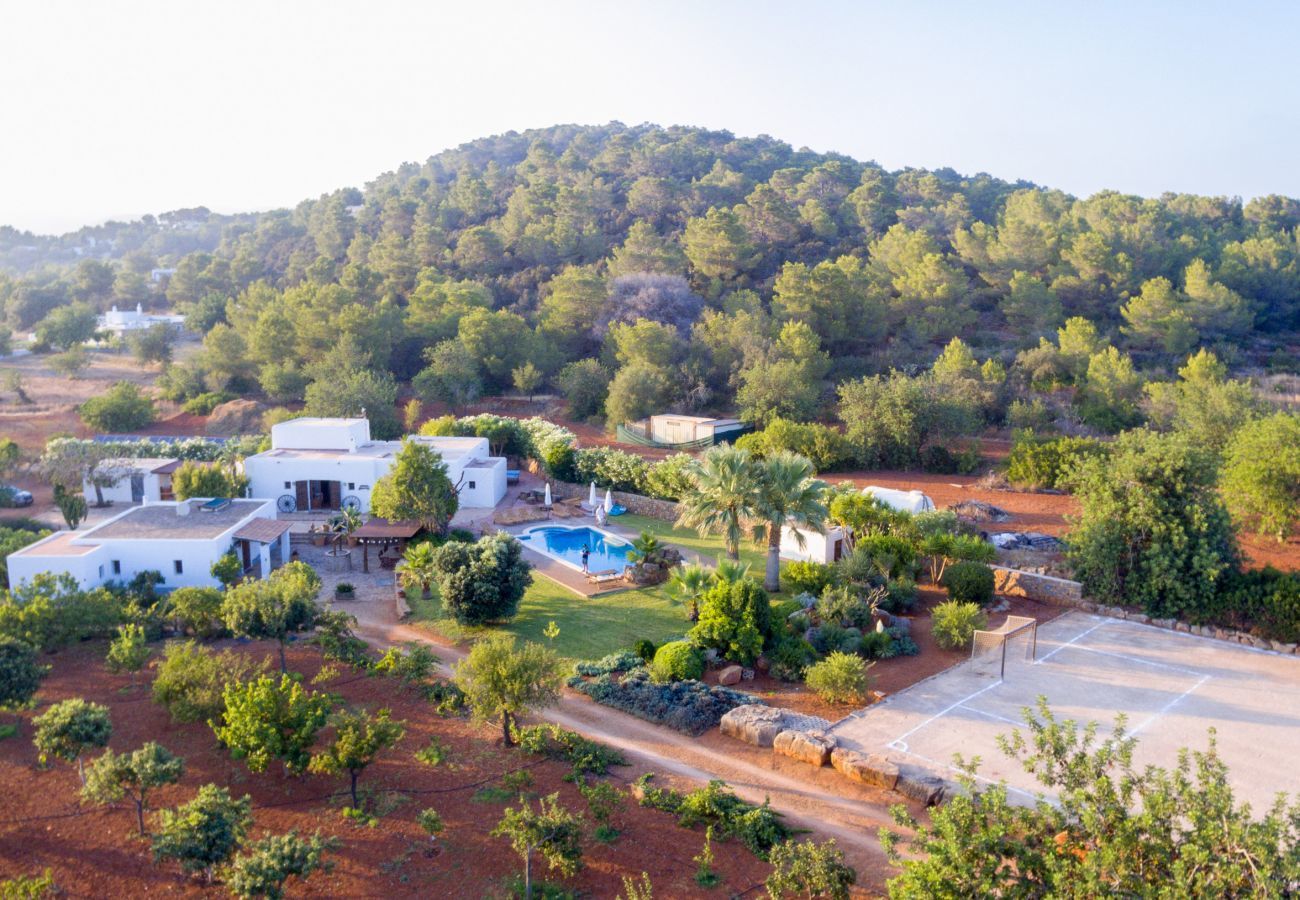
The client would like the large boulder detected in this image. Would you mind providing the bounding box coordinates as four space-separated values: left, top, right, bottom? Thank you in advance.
719 705 785 747
895 771 948 807
205 399 266 436
774 729 836 767
830 748 899 789
719 705 833 748
718 665 743 686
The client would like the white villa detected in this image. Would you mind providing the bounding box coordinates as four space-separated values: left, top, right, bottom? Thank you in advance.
97 303 186 336
780 524 848 565
83 457 180 505
243 417 508 514
6 498 290 590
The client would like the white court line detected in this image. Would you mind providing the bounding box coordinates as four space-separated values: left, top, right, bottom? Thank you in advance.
1129 674 1212 737
1051 642 1208 678
1033 622 1106 665
887 680 1004 753
957 704 1025 728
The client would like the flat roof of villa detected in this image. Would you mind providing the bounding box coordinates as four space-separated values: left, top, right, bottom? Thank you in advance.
88 499 266 541
99 457 180 474
255 436 489 463
11 531 98 557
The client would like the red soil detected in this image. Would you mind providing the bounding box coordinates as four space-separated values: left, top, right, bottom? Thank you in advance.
0 641 780 898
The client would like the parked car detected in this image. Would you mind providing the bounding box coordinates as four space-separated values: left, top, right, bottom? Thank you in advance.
0 485 33 507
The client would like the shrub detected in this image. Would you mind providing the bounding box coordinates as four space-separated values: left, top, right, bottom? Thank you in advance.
0 636 46 710
151 784 251 881
79 381 156 432
152 641 269 724
885 624 919 657
689 579 772 665
0 575 124 651
1215 567 1300 644
1221 413 1300 542
643 453 696 501
766 636 815 681
213 674 333 775
804 652 871 705
1006 430 1108 490
1006 397 1056 431
816 585 875 630
850 534 918 581
649 641 704 682
226 830 335 900
919 445 960 474
783 561 838 598
931 601 988 650
514 723 627 778
181 391 235 416
372 643 440 684
807 622 861 655
570 669 754 736
574 650 644 677
881 578 918 613
632 639 657 663
858 628 895 660
634 776 791 859
942 561 996 606
572 446 649 493
432 534 532 625
736 419 854 472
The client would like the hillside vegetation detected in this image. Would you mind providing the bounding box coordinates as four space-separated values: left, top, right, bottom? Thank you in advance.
1 123 1297 442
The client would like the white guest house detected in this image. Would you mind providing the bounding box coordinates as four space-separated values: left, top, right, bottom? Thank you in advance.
242 417 507 514
6 498 291 590
82 457 181 505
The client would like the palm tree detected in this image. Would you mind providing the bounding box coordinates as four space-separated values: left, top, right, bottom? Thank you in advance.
400 541 437 599
329 508 362 553
712 559 752 585
627 532 661 565
675 444 761 562
668 563 711 622
752 451 829 592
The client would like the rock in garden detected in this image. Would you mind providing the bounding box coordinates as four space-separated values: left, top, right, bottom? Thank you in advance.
830 748 899 789
718 665 743 686
719 705 784 747
774 729 836 766
895 771 947 806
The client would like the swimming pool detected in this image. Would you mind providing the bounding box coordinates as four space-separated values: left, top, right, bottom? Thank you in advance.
517 525 633 573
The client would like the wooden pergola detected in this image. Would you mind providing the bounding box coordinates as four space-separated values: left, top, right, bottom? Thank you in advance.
352 518 422 573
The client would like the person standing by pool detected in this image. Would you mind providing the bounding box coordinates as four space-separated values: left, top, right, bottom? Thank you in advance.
581 543 590 573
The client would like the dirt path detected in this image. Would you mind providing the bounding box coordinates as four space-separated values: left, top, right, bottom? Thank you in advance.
345 599 903 887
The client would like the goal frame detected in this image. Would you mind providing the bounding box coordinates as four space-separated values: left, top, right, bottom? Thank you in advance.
971 616 1038 679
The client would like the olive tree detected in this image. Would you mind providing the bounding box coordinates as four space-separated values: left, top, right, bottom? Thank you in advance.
454 635 564 746
221 561 321 672
82 742 184 834
152 784 252 883
32 698 112 782
308 707 405 807
492 793 584 900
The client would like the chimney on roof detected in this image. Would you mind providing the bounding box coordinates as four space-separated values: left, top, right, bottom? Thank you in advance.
176 501 191 517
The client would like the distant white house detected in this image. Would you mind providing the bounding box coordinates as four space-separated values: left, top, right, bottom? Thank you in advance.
6 498 289 591
780 524 847 565
98 303 185 336
242 417 507 514
83 457 180 505
862 486 936 514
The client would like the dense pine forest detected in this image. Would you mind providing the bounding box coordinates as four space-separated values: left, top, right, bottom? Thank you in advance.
2 123 1297 442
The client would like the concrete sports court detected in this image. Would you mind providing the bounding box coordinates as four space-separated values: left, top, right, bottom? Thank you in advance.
830 611 1300 811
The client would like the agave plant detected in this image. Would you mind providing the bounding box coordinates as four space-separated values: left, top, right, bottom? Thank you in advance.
668 563 711 622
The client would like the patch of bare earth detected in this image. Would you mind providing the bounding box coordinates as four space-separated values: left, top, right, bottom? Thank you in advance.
0 640 793 898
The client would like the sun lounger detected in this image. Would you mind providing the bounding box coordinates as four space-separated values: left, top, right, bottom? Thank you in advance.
586 569 623 586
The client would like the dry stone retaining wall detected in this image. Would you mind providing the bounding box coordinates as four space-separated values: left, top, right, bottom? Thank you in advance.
547 480 681 522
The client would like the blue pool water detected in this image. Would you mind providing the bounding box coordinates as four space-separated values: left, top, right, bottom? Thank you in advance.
519 526 633 572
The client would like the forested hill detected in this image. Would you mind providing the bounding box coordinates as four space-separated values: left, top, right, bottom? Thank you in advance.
3 122 1299 438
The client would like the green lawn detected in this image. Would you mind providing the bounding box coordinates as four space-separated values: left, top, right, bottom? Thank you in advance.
406 516 786 662
612 513 771 572
407 579 690 661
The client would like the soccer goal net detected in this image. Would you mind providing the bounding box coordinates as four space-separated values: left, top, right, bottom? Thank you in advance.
971 616 1038 679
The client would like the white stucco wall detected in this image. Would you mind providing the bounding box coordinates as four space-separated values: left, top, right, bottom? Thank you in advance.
779 525 845 564
458 457 508 508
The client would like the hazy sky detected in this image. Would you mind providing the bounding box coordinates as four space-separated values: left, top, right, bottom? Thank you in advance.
4 0 1298 234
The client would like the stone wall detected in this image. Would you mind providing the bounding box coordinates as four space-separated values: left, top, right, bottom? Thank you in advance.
992 566 1084 605
547 479 681 523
